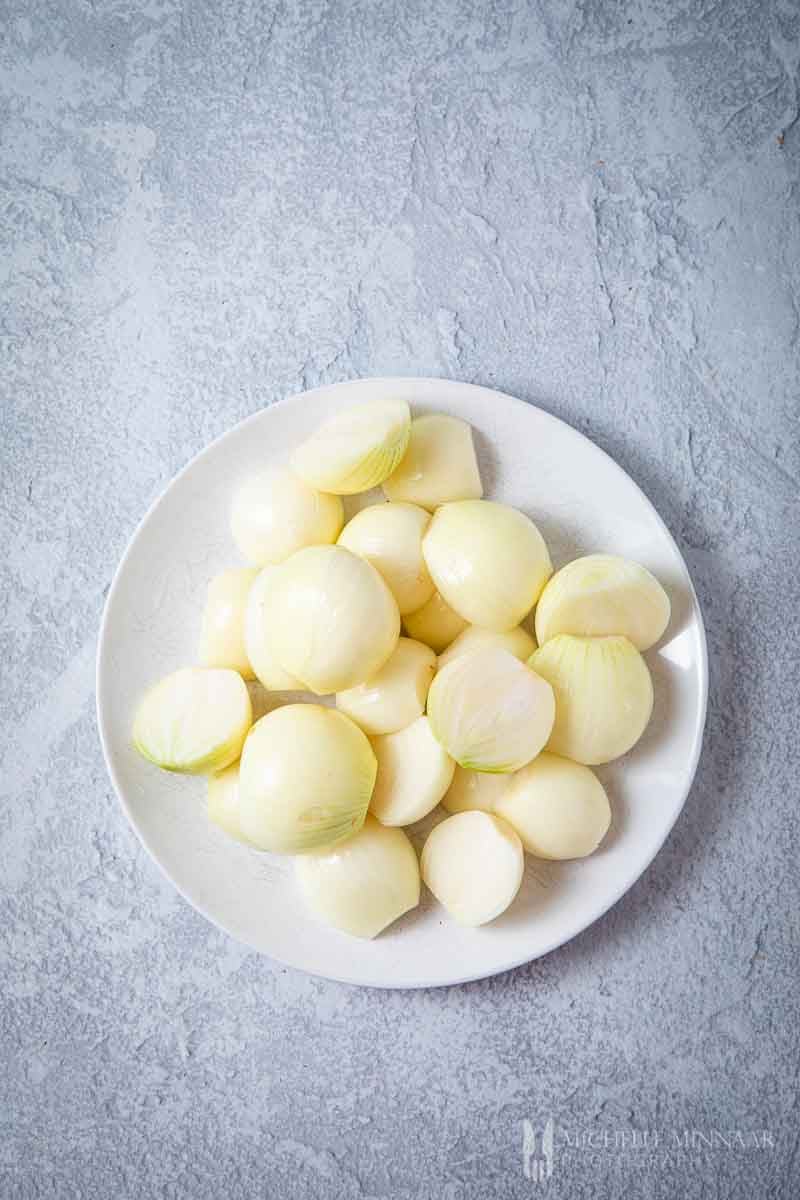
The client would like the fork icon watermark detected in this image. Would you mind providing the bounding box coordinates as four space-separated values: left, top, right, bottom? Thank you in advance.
523 1118 555 1184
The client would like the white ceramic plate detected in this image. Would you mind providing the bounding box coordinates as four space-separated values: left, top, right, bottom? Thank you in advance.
97 378 707 988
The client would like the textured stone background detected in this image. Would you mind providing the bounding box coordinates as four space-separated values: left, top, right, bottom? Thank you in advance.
2 0 799 1196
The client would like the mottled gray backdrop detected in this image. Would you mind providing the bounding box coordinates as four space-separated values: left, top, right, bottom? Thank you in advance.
2 0 799 1197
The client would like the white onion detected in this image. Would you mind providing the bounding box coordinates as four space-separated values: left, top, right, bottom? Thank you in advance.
244 566 304 691
268 545 400 694
421 811 523 926
198 568 258 678
337 501 434 615
370 716 455 826
231 466 343 565
132 668 252 774
441 765 513 814
422 500 552 632
437 624 536 671
383 414 482 509
495 752 610 859
427 648 555 772
535 554 671 650
295 814 420 938
207 763 252 844
336 637 436 736
239 704 376 853
403 590 468 654
529 634 654 764
292 399 411 494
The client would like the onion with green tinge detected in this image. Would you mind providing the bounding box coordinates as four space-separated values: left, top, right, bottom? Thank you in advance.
238 704 376 853
427 647 555 773
292 399 411 494
529 634 654 765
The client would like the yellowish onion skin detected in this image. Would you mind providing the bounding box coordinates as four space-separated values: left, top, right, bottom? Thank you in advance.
421 811 524 927
495 752 611 859
291 399 411 494
295 814 420 938
403 590 468 654
207 763 253 845
199 568 258 679
337 501 434 616
244 566 305 691
370 716 455 826
268 544 400 694
383 414 483 510
437 624 536 671
534 554 671 650
441 765 513 814
422 500 552 632
336 637 436 736
230 467 343 565
238 704 376 854
529 634 654 765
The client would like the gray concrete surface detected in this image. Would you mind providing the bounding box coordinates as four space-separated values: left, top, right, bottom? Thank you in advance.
2 1 799 1196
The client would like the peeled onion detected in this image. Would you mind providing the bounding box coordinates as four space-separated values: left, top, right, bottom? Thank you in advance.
535 554 671 650
231 466 343 565
437 624 536 671
207 763 252 844
239 704 376 853
427 648 555 772
441 765 513 814
336 637 436 736
292 399 411 494
495 752 611 859
423 500 552 632
403 590 468 654
244 566 304 690
530 634 654 764
421 811 523 926
132 668 252 774
268 545 400 694
199 568 258 678
383 414 482 509
370 716 455 826
295 814 420 938
338 501 434 615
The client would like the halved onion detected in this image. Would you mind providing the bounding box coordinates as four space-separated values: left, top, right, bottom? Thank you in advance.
421 811 523 926
338 502 434 615
295 814 420 938
529 634 654 764
495 752 610 859
427 648 555 772
437 624 536 671
403 590 468 654
268 545 400 694
370 716 455 826
383 414 482 509
207 763 252 844
292 399 411 494
132 668 252 774
231 466 343 565
244 566 304 691
239 704 375 853
199 568 258 678
336 637 436 736
441 765 513 814
535 554 671 650
423 500 552 632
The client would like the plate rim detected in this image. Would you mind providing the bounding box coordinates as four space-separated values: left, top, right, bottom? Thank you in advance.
96 376 709 989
